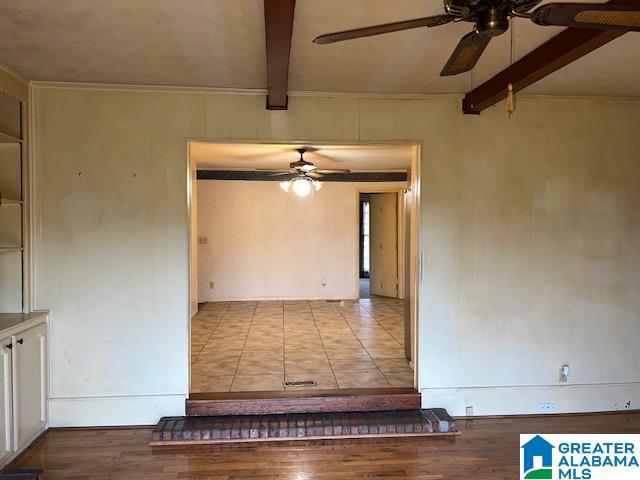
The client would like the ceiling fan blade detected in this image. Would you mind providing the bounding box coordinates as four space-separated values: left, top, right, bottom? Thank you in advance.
440 32 491 77
255 168 292 172
313 15 455 44
266 171 295 177
531 3 640 31
306 171 323 179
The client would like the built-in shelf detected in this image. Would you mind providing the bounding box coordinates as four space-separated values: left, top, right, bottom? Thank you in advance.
0 198 22 206
0 247 23 253
0 131 22 144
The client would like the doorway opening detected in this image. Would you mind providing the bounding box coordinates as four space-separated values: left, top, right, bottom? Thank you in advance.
359 195 371 298
187 141 421 400
359 192 403 300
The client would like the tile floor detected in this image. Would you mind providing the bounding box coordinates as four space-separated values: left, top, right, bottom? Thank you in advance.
190 297 413 393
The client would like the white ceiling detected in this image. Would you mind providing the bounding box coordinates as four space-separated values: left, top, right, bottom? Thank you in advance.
191 142 413 171
0 0 266 88
0 0 639 95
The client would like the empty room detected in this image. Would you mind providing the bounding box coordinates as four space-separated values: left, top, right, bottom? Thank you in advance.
0 1 639 479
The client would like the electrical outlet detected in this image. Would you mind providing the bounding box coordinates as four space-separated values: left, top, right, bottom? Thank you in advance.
321 277 326 286
465 406 474 416
209 281 214 289
540 402 556 413
626 401 632 410
559 364 570 383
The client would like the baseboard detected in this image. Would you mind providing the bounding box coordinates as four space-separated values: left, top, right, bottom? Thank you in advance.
49 394 186 427
422 383 640 417
453 409 640 420
198 295 359 302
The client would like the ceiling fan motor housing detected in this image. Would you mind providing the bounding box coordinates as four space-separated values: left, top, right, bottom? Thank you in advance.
476 7 509 36
444 0 541 18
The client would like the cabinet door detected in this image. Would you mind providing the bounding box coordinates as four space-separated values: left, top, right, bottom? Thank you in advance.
0 338 12 464
12 324 46 450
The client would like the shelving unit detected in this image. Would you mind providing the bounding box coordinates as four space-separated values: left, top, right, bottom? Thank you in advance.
0 89 24 313
0 132 21 144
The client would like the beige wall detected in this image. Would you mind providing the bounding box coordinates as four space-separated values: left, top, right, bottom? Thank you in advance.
32 85 640 424
196 179 405 301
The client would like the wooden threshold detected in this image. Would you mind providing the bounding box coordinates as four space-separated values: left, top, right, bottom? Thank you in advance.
187 388 421 416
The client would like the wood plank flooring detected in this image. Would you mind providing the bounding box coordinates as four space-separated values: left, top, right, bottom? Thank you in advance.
12 412 640 479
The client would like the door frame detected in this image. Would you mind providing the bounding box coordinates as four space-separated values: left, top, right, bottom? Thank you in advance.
186 139 422 392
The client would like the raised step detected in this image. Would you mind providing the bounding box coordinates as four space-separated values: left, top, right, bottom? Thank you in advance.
150 409 457 446
186 388 421 416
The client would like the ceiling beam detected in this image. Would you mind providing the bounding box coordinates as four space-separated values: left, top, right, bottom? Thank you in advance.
264 0 296 110
462 2 632 115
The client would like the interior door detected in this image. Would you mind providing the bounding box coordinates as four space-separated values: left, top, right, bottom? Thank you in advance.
12 324 46 450
369 193 398 298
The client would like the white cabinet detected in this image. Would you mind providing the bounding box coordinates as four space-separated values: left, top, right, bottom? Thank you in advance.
13 323 47 450
0 316 48 468
0 338 12 465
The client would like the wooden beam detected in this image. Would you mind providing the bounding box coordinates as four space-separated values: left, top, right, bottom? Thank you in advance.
463 1 633 114
264 0 296 110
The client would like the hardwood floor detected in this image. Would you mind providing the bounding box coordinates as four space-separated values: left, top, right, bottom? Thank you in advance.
12 412 640 479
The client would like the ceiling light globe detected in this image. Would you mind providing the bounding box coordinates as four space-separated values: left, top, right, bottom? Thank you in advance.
291 177 312 197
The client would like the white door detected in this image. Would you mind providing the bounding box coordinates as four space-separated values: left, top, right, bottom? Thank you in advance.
12 324 46 450
369 193 398 298
0 338 12 464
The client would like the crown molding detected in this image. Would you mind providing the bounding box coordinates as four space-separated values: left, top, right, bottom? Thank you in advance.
28 80 640 104
30 80 267 95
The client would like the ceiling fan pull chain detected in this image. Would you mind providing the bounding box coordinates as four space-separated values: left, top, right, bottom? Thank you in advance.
507 83 514 116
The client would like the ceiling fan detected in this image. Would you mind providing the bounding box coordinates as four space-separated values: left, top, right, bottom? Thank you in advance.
258 147 351 178
313 0 640 76
258 148 351 197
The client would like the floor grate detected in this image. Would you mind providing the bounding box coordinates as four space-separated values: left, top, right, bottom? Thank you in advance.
284 380 317 387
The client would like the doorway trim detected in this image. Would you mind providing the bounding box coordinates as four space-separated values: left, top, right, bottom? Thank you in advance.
186 139 422 394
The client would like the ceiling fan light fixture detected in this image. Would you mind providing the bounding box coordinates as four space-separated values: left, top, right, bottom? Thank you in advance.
291 177 313 197
281 176 322 197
